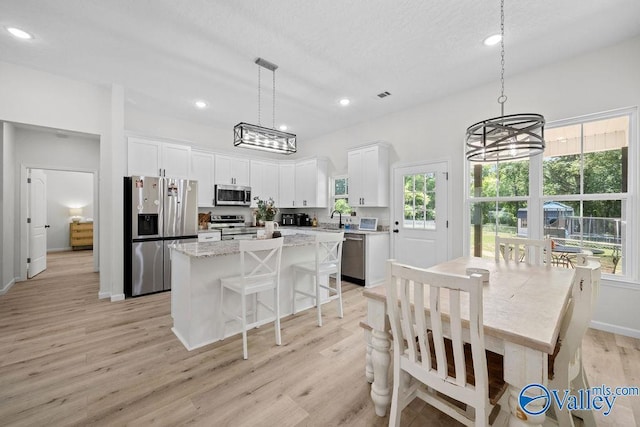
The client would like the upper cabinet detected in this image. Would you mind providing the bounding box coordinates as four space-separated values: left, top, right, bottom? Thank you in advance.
215 155 250 186
295 158 328 208
348 143 389 207
127 137 190 179
250 160 279 207
278 163 296 208
191 150 216 207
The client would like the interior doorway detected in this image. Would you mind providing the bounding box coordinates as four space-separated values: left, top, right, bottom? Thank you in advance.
13 123 101 283
25 167 98 278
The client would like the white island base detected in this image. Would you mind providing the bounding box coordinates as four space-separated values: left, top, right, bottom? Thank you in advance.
170 235 330 351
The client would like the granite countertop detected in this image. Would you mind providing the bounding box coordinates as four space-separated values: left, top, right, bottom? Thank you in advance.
171 233 316 258
279 226 388 235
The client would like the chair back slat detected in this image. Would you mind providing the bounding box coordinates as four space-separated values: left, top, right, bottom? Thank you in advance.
495 236 551 266
314 232 344 273
400 277 417 363
413 282 432 371
239 237 284 282
429 286 447 379
449 289 466 386
385 260 487 402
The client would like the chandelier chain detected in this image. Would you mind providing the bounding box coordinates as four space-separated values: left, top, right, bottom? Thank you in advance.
273 69 276 129
499 0 506 116
258 65 261 126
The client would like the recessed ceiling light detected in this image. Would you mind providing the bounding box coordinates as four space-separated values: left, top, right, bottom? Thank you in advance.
279 124 288 131
6 27 33 40
339 98 350 106
194 100 208 109
483 34 502 46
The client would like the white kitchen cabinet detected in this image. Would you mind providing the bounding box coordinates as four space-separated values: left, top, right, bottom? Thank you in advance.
347 143 389 207
250 160 279 207
295 158 328 208
278 163 296 208
127 137 190 178
128 137 160 176
162 143 191 179
191 150 215 207
215 155 250 186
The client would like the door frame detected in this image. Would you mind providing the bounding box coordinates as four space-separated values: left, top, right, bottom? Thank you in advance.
19 164 100 281
390 158 452 262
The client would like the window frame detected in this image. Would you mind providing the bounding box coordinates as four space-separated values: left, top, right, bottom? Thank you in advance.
464 107 638 282
330 174 350 214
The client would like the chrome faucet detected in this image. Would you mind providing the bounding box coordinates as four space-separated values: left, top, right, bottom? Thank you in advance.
330 210 344 228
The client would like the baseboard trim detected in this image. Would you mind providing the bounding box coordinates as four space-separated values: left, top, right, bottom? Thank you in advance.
590 320 640 339
0 278 16 295
98 291 111 299
110 293 125 302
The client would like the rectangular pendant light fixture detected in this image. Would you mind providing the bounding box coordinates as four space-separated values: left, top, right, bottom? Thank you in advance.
234 122 297 154
234 58 297 155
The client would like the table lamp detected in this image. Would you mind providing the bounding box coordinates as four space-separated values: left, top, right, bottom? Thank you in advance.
69 207 83 223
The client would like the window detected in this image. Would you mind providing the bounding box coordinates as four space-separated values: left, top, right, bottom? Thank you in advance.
331 175 351 214
466 108 635 279
404 172 437 230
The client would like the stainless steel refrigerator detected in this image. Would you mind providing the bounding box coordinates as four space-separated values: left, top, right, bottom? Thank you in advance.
124 176 198 297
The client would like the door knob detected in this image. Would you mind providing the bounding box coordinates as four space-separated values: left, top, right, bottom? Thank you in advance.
393 229 399 233
45 225 51 228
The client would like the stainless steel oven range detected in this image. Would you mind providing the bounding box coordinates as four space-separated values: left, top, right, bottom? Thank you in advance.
208 215 259 240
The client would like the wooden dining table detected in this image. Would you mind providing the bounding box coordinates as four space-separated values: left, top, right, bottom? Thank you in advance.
362 256 576 426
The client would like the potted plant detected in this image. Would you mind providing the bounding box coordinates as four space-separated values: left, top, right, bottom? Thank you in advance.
254 197 278 237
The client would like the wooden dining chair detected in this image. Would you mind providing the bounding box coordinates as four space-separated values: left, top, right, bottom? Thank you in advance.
549 259 600 427
495 236 551 266
220 237 283 360
292 232 344 327
385 260 507 427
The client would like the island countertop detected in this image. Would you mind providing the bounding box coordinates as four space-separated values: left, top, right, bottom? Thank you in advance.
171 233 316 258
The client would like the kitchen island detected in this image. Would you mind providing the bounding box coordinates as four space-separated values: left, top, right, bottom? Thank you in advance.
170 234 325 351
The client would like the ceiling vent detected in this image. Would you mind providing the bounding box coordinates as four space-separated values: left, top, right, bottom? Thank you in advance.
377 91 391 98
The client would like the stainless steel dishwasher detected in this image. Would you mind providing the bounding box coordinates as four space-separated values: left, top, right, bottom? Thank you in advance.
341 233 365 285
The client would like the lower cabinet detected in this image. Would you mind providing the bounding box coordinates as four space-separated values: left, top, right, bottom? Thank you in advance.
70 222 93 250
294 229 389 286
341 232 389 286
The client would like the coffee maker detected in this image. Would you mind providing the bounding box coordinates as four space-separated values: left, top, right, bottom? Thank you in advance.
295 213 309 226
281 213 295 226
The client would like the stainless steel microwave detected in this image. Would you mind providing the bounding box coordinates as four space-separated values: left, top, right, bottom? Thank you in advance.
215 184 252 206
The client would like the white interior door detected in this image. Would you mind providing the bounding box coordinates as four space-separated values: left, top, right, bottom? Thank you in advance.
28 169 48 278
392 162 448 268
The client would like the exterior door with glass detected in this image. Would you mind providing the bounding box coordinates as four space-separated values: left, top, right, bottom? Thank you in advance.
392 162 448 268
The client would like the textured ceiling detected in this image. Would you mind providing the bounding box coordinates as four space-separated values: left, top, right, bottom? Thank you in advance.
2 0 640 140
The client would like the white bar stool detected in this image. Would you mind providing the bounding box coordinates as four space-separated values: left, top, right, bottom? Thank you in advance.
292 232 344 327
220 237 283 360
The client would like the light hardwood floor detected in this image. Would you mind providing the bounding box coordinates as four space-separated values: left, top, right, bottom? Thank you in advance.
0 251 638 426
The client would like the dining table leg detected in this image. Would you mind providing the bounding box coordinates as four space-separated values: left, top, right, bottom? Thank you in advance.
504 342 549 426
364 328 374 383
367 297 391 416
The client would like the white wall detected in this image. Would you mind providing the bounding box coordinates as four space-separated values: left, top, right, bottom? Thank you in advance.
1 123 16 293
301 36 640 336
14 127 99 259
0 61 112 298
15 127 100 171
42 170 94 251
